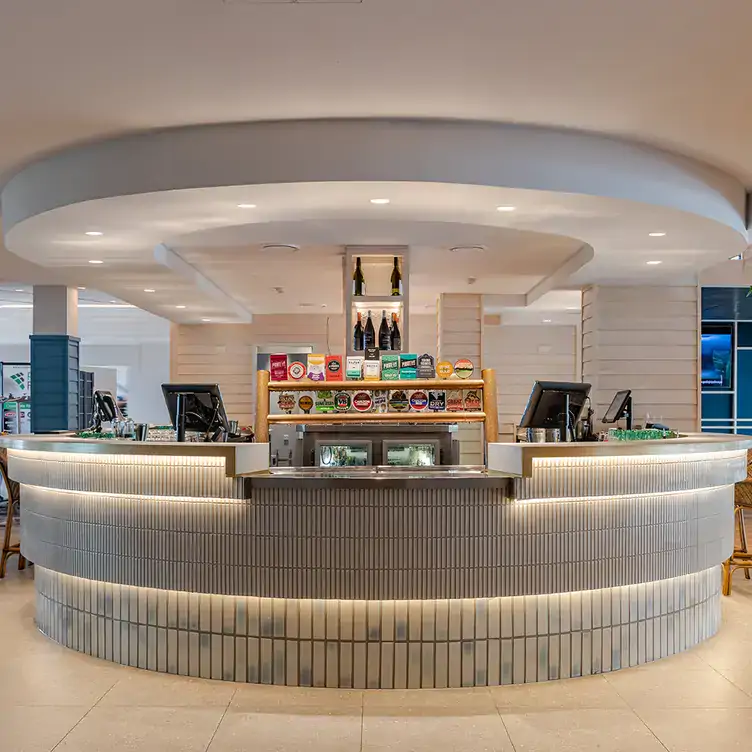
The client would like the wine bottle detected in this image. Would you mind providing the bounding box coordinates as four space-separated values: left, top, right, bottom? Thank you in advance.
363 310 376 348
353 312 364 351
390 313 402 351
378 310 391 350
390 256 402 296
353 256 366 296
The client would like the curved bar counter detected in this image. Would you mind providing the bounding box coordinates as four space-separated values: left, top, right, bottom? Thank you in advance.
3 434 748 688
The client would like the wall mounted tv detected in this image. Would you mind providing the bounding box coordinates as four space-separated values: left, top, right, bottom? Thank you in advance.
701 326 733 390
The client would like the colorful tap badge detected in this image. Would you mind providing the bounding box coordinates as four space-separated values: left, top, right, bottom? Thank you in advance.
277 392 296 414
436 361 454 379
454 358 474 379
409 390 429 411
315 390 335 413
399 353 418 379
388 390 410 412
307 354 326 381
288 361 306 381
298 395 314 414
326 355 343 381
269 354 289 381
428 390 446 412
352 391 374 412
346 356 364 380
446 390 465 411
334 392 352 412
464 390 482 411
417 354 436 379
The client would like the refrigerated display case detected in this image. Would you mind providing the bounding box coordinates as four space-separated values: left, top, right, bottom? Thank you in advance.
315 440 372 468
383 440 439 467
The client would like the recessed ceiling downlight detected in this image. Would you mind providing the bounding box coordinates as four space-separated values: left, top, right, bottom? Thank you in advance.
201 318 212 322
88 259 103 264
143 289 156 293
85 231 103 237
646 260 663 265
237 203 257 209
648 232 666 237
370 198 390 205
175 305 187 309
496 206 516 212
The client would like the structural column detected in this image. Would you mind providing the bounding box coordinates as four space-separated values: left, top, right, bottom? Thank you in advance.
582 285 699 432
30 286 80 432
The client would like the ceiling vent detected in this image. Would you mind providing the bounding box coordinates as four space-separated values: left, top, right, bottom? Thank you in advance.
261 244 300 254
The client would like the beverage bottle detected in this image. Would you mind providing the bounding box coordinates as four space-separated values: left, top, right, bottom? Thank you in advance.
378 310 391 350
363 310 376 348
353 256 366 296
353 312 364 351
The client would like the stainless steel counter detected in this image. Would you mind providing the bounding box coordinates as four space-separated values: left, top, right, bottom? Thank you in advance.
246 465 511 489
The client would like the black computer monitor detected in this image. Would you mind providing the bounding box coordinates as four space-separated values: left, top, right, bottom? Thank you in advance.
603 389 633 428
519 381 592 435
161 384 230 442
94 390 121 427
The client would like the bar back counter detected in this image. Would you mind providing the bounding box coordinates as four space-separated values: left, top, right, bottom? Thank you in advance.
3 433 748 688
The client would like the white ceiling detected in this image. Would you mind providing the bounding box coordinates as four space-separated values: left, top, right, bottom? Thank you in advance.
1 182 743 322
0 0 750 323
0 286 170 345
1 0 752 183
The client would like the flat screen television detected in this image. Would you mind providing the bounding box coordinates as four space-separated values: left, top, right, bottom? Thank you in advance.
701 330 732 389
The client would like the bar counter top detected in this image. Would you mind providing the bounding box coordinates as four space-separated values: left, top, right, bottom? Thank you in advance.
2 432 748 478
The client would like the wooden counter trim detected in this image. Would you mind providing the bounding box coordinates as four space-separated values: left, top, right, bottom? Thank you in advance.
0 439 271 478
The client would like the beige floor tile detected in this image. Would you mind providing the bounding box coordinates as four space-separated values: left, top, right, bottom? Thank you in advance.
0 662 118 706
604 664 752 709
490 675 629 712
230 685 363 716
362 712 514 752
54 706 225 752
502 709 666 752
208 711 362 752
639 708 752 751
363 688 498 717
0 705 89 752
99 670 237 707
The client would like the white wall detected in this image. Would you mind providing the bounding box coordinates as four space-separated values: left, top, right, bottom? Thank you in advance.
0 342 170 425
582 285 699 432
483 320 579 441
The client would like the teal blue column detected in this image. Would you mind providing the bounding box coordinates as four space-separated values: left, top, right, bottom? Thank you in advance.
29 286 81 433
30 335 80 432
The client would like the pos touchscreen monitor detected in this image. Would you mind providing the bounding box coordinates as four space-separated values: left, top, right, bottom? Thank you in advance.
519 381 592 438
161 384 230 442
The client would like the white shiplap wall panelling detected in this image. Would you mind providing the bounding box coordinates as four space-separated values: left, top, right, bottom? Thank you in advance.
483 321 577 441
439 294 483 463
583 285 699 432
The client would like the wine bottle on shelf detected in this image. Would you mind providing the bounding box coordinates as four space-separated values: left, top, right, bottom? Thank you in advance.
353 256 366 296
391 256 402 296
363 310 376 348
353 312 364 351
390 313 402 351
378 310 391 350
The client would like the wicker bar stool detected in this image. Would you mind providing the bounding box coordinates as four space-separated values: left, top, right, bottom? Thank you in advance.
722 450 752 595
0 449 25 578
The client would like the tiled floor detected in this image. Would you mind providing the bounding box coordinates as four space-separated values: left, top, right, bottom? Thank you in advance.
5 565 752 751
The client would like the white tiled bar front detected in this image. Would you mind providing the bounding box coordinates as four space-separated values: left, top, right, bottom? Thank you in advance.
5 435 749 688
